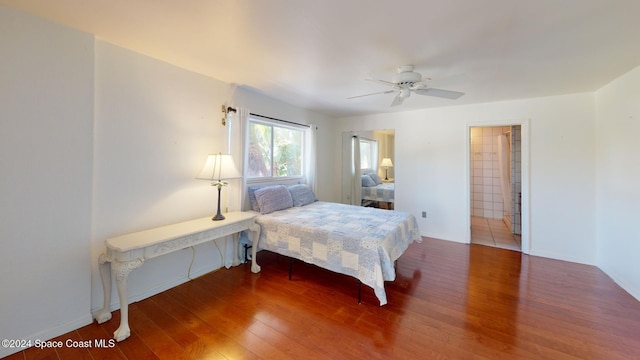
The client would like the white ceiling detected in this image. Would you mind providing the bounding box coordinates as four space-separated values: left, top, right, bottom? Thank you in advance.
3 0 640 117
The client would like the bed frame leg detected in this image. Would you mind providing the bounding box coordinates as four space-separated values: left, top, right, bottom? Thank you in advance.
244 244 251 262
357 280 361 304
289 258 294 280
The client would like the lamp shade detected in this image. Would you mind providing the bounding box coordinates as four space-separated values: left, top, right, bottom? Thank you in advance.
380 158 394 168
196 153 241 181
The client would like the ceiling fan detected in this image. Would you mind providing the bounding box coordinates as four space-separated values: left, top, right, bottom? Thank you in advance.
348 65 465 106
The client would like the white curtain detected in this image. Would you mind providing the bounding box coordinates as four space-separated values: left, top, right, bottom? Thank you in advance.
226 107 253 268
234 107 250 210
350 136 362 205
498 134 512 218
305 124 318 194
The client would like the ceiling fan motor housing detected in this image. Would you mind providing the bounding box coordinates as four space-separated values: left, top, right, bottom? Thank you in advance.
393 65 422 85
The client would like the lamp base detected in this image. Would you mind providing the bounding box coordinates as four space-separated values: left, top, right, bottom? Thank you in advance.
211 184 225 221
212 212 225 221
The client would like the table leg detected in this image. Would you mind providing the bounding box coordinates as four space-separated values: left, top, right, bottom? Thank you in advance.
232 232 241 266
95 253 113 324
249 222 261 273
112 259 143 342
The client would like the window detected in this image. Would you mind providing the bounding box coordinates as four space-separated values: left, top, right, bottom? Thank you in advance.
359 138 378 172
247 118 305 179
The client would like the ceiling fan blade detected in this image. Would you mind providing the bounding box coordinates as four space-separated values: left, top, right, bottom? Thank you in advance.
410 81 429 90
390 93 404 107
347 89 395 99
366 78 397 86
414 88 465 99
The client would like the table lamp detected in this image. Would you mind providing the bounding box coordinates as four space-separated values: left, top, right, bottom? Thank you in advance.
197 153 241 221
380 158 393 180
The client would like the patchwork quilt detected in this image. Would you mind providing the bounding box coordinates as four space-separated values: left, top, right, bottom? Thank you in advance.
362 183 395 202
254 201 421 305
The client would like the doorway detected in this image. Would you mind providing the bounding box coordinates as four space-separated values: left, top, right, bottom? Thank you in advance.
469 125 523 251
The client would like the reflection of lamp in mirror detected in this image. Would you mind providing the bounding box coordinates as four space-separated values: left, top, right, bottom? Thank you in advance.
380 158 393 180
196 153 241 221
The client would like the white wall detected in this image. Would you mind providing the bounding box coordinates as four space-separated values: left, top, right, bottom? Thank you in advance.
91 40 240 312
0 6 94 357
595 65 640 300
336 93 597 265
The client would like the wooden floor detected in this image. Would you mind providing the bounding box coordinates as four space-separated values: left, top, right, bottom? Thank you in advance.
6 238 640 359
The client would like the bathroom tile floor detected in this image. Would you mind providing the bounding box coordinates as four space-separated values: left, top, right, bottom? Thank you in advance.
471 216 521 251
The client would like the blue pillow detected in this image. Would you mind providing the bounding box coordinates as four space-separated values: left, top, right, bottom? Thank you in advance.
247 186 265 212
288 184 317 206
361 174 376 187
368 173 383 185
254 185 294 214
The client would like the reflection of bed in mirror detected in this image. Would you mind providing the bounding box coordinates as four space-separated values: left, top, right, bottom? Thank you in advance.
341 129 395 208
361 173 394 209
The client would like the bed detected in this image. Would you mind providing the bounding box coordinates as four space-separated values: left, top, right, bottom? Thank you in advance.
362 182 395 202
246 184 421 305
361 173 394 205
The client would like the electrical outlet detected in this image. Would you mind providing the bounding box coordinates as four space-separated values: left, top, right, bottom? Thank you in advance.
422 211 427 218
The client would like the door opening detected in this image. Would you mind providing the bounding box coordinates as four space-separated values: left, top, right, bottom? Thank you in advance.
468 123 527 252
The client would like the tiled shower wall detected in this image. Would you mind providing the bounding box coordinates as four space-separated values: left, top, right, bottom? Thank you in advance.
470 125 522 234
470 126 511 219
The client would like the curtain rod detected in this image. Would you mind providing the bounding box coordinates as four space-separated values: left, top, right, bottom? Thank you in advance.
250 113 310 128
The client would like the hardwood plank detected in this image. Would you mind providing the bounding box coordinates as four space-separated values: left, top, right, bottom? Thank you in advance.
75 319 127 360
149 292 252 360
50 332 92 360
5 237 640 359
21 345 57 360
125 302 192 360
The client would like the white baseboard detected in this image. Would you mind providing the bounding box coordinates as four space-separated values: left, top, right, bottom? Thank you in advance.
90 263 223 316
0 313 93 358
421 233 466 244
598 263 640 302
529 251 639 302
528 249 595 266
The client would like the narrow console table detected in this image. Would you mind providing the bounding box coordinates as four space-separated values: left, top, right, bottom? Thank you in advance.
94 212 259 341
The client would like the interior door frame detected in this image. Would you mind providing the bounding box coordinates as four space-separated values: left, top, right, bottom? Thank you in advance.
464 119 530 254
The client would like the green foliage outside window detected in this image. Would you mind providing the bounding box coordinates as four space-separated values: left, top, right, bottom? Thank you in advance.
248 121 303 178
